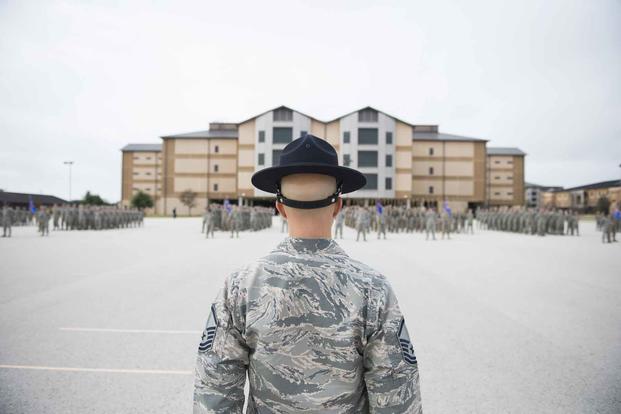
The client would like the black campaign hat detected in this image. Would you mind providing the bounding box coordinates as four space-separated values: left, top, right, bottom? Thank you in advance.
251 134 366 209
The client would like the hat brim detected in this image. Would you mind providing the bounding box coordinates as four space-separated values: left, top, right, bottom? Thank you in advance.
251 163 367 194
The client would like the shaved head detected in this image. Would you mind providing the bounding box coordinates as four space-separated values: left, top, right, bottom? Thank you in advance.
276 173 342 238
280 173 337 202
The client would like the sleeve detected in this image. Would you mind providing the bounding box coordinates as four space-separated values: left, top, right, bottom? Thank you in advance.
193 275 249 414
363 279 423 413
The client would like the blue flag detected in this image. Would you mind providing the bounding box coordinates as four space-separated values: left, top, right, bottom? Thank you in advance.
28 195 36 214
443 200 452 217
376 201 383 215
223 198 232 214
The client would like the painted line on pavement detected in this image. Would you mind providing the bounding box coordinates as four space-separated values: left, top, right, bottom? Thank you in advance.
0 364 192 375
59 327 201 334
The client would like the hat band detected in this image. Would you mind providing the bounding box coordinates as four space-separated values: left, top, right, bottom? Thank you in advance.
276 183 342 210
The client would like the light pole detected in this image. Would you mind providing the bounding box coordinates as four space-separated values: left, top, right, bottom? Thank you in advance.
63 161 74 201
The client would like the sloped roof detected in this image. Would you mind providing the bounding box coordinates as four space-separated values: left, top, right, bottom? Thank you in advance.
487 147 526 156
560 179 621 192
238 105 322 125
413 131 487 142
121 144 162 152
525 182 563 190
161 129 238 139
327 106 417 126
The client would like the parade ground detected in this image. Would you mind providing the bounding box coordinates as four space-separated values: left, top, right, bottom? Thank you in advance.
0 217 619 414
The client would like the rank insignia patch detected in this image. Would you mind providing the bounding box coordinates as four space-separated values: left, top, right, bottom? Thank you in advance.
397 317 417 365
198 304 218 353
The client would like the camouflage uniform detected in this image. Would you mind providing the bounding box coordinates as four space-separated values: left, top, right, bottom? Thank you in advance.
194 237 422 413
334 209 344 239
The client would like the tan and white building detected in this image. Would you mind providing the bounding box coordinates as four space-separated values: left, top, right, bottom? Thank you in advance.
121 106 527 215
486 147 526 206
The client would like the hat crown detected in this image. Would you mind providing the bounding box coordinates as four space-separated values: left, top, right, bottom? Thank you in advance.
278 134 338 167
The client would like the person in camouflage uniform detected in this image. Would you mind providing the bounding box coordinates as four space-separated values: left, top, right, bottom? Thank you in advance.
333 208 344 239
194 134 422 413
2 204 14 237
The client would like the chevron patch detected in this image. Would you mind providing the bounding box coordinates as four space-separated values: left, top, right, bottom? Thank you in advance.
397 317 417 365
198 304 218 353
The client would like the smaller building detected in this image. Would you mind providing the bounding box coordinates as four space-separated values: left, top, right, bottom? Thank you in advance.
486 147 527 206
0 191 67 208
540 179 621 212
120 143 163 213
525 182 563 208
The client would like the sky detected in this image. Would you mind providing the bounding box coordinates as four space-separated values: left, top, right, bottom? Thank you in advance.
1 0 620 202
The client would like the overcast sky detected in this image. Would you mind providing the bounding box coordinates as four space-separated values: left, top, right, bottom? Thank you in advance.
1 0 619 202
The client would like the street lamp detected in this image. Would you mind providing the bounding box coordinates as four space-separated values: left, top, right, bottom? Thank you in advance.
63 161 74 201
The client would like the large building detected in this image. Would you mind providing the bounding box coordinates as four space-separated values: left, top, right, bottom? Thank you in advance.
121 106 527 215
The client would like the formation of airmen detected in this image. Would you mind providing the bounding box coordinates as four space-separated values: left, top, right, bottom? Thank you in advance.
477 207 581 236
1 204 144 237
340 205 475 241
201 204 272 238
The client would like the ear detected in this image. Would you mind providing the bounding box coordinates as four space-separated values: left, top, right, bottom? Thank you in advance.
332 197 343 218
275 201 287 218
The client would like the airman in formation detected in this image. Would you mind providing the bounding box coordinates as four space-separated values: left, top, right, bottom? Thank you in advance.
200 203 273 237
597 208 620 244
2 204 15 237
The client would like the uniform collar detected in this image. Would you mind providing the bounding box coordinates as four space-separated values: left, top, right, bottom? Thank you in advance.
275 237 347 256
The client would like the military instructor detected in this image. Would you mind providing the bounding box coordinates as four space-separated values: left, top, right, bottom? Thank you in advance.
193 134 422 413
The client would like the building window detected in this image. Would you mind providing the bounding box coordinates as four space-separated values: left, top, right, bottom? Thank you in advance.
258 153 265 165
213 183 218 192
214 145 219 153
385 154 392 167
300 130 307 137
494 192 501 196
133 172 139 175
386 131 393 144
146 157 151 160
258 130 265 143
272 149 283 166
507 176 513 180
343 154 351 166
507 192 513 196
214 164 219 172
273 127 293 144
273 108 293 122
358 150 378 167
429 167 434 175
363 173 378 190
133 156 139 160
495 160 500 164
358 108 378 122
385 177 392 190
508 160 513 164
146 172 151 175
495 176 501 180
145 188 151 191
429 147 434 156
358 128 378 145
343 131 350 143
429 186 434 194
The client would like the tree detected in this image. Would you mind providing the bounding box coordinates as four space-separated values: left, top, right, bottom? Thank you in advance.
179 189 197 216
131 191 154 210
82 191 107 205
596 196 610 214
